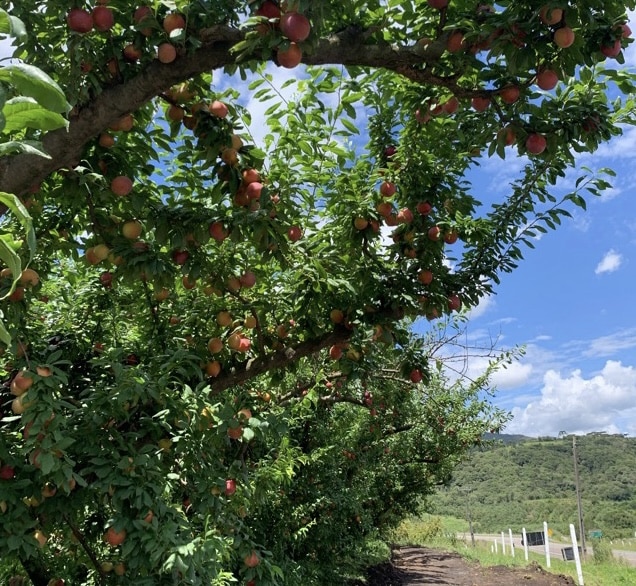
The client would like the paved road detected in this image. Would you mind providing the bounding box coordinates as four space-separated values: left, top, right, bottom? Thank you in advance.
461 533 636 567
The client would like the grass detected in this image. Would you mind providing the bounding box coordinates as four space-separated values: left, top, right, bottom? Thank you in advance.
391 515 636 586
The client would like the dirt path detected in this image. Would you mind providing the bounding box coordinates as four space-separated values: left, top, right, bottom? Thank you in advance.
365 546 577 585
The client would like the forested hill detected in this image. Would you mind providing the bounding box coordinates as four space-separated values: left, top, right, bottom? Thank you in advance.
431 433 636 538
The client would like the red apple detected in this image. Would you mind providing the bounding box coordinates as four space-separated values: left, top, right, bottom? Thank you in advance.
409 369 423 383
380 181 397 197
427 226 441 241
444 230 458 244
446 31 464 53
157 43 177 64
418 270 433 285
329 345 343 360
539 6 563 26
287 225 302 241
536 68 558 90
553 26 575 48
499 85 520 104
277 42 302 68
92 6 114 32
209 221 228 242
471 96 490 112
67 9 93 34
256 1 281 19
225 479 237 496
600 39 621 58
526 133 547 155
163 13 185 34
123 44 143 61
448 294 462 311
244 550 260 568
209 100 229 118
0 465 15 480
111 176 133 196
171 249 189 265
104 527 126 547
416 201 433 215
99 271 114 288
239 271 256 288
280 12 311 42
442 96 459 114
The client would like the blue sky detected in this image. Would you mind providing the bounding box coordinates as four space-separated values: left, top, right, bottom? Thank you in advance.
2 11 635 439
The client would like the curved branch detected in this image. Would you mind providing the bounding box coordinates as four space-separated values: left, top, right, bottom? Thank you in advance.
0 25 465 197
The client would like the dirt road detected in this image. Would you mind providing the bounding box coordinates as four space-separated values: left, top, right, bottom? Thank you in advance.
364 546 576 585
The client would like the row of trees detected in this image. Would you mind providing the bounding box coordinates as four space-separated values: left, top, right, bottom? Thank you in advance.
1 1 635 583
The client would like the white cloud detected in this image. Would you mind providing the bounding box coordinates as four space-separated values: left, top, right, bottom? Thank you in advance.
595 249 622 274
583 328 636 357
506 360 636 436
466 294 495 320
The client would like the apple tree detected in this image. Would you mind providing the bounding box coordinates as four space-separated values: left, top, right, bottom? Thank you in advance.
1 0 636 584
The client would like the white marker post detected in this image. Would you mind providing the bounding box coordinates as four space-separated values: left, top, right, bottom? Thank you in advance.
522 527 529 561
509 529 515 557
544 521 551 568
494 538 498 554
570 523 584 585
501 531 506 555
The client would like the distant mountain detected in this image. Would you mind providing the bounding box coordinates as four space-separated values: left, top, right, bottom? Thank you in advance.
431 433 636 539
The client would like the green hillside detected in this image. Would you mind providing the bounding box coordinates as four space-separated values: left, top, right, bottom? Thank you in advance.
430 433 636 539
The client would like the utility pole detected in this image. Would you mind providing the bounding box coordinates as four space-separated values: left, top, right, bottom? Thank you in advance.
572 436 587 555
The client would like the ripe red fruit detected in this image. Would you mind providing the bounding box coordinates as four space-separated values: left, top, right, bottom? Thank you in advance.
417 270 433 285
499 85 520 104
416 201 433 215
427 0 449 8
444 230 458 244
526 133 547 155
446 31 464 53
225 479 237 496
99 271 114 288
134 6 154 36
111 176 133 196
123 44 143 62
380 181 397 197
244 551 260 568
256 1 281 19
280 12 311 43
471 96 490 112
620 23 632 38
67 9 93 34
409 369 423 383
209 221 228 242
287 225 302 241
209 100 229 118
246 182 263 200
448 294 462 311
92 6 115 32
539 6 563 26
0 465 15 480
104 527 126 547
600 39 622 58
157 43 177 64
163 13 185 34
329 345 343 360
239 271 256 288
442 96 459 114
553 26 575 48
427 226 441 241
396 208 413 224
499 125 516 146
171 249 189 265
536 69 558 90
277 43 302 68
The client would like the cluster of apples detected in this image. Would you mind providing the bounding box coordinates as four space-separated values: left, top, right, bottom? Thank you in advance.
1 267 40 304
66 4 186 65
255 1 311 68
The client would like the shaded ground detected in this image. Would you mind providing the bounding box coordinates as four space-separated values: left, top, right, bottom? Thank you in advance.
362 546 577 585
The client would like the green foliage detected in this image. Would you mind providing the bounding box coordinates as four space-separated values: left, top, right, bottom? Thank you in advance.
432 434 636 539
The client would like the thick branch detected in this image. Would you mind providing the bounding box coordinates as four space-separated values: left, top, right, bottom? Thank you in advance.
0 25 460 197
208 327 351 393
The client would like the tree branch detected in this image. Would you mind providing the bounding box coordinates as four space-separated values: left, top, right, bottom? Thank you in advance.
0 25 468 197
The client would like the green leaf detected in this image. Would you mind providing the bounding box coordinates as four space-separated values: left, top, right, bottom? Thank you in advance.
0 191 36 263
0 140 51 158
2 97 68 132
0 317 11 346
0 63 70 113
0 9 26 40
